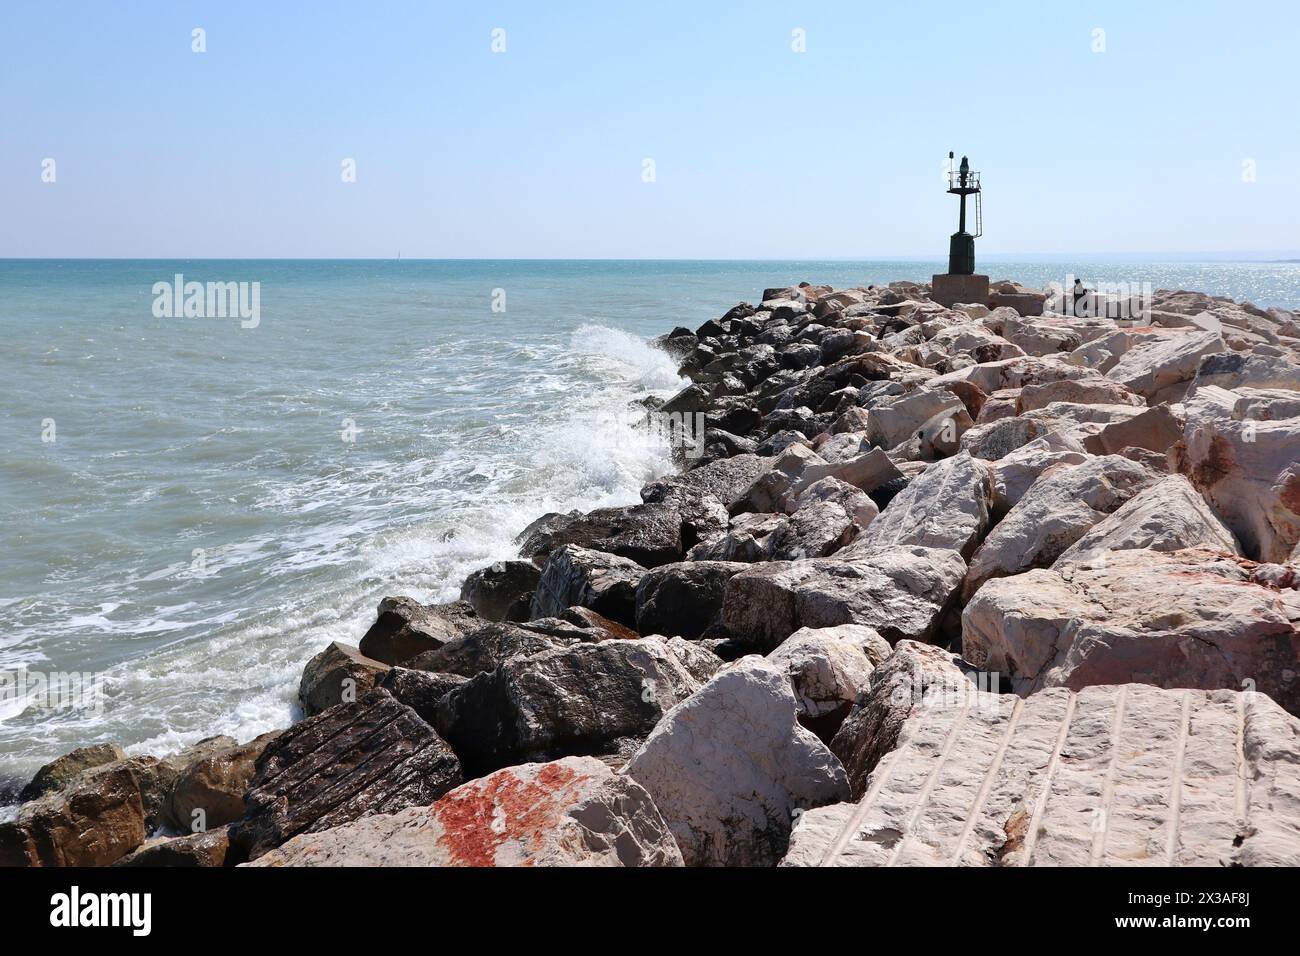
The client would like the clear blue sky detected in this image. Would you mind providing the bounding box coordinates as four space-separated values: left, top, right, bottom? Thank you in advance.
3 1 1297 258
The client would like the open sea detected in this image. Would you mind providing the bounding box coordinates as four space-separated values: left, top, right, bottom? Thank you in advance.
2 258 1299 796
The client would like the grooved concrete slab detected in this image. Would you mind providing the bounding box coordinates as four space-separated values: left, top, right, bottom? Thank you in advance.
783 683 1300 866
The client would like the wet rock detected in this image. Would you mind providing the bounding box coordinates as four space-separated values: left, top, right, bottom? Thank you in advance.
19 743 126 802
232 688 463 860
299 641 389 716
166 732 280 833
624 658 850 866
517 501 685 567
406 622 575 679
634 560 749 639
114 826 232 868
433 638 702 775
459 561 541 622
723 546 966 651
247 757 683 867
0 758 160 866
359 597 479 665
530 544 645 627
963 548 1300 715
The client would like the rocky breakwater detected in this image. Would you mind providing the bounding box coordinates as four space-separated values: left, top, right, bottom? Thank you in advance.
5 278 1300 867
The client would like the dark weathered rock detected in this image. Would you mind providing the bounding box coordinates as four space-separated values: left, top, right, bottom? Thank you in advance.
641 453 771 511
113 826 232 868
19 743 126 802
459 560 541 622
0 761 150 866
298 641 389 716
406 622 575 679
530 544 645 627
556 605 640 641
517 501 685 567
231 688 463 860
378 667 469 726
358 596 479 665
434 638 702 776
723 547 966 651
634 560 749 639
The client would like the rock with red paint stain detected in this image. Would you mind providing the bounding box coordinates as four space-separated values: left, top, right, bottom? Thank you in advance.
962 548 1300 716
623 657 850 866
434 638 703 776
244 756 683 866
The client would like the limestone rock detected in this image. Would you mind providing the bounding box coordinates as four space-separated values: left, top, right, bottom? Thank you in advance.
847 453 993 560
1174 413 1300 562
624 658 850 866
1105 329 1225 399
962 548 1300 715
1057 474 1241 564
962 455 1155 600
247 757 683 867
768 629 877 741
829 640 980 797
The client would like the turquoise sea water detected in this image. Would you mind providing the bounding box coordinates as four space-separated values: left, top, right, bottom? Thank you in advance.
2 258 1298 791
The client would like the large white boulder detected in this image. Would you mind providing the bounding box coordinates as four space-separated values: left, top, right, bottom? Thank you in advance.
962 455 1156 600
623 658 850 866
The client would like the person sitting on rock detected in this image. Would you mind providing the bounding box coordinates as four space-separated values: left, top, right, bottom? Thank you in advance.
1072 278 1089 316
